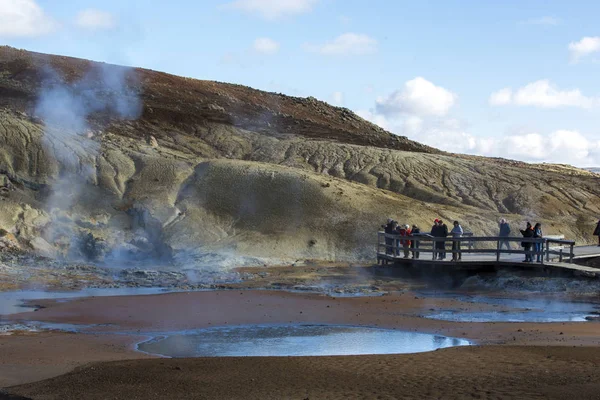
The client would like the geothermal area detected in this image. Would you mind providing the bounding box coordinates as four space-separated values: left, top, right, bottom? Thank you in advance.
1 46 600 399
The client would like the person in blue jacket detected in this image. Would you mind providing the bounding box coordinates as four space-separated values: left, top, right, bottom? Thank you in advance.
450 221 463 261
499 218 511 251
533 223 543 262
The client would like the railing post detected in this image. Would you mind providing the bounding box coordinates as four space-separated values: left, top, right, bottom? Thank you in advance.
540 241 545 265
546 240 550 263
496 240 500 262
570 244 574 263
559 249 563 263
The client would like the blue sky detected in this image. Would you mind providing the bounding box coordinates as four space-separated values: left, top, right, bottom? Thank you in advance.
2 0 600 167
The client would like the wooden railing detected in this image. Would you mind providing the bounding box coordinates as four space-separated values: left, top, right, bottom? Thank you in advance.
376 232 576 265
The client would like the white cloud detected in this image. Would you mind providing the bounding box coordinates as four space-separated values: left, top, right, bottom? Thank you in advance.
493 130 600 166
489 80 599 109
360 107 600 166
331 91 344 106
489 88 512 106
523 16 560 26
0 0 57 37
358 79 600 167
253 37 280 54
304 33 378 56
75 9 116 30
569 36 600 63
375 77 457 117
223 0 318 20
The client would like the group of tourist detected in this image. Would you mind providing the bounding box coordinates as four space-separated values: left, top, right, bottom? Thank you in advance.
382 218 464 261
381 219 421 259
516 221 544 263
499 219 544 262
383 218 600 262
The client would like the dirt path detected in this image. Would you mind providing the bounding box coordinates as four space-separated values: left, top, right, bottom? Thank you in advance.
6 346 600 400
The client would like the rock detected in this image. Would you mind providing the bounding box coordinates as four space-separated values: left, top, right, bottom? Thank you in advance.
0 175 12 188
148 135 159 148
207 103 225 112
29 237 56 258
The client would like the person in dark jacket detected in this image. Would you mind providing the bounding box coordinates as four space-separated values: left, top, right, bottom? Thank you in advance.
431 219 439 260
520 222 534 262
594 219 600 246
533 222 543 262
382 218 395 255
499 218 511 250
437 219 448 260
411 224 421 259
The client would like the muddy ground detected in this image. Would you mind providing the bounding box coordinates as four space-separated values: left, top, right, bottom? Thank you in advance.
1 288 600 399
1 253 600 399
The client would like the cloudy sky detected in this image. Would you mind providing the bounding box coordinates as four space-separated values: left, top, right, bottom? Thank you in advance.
2 0 600 167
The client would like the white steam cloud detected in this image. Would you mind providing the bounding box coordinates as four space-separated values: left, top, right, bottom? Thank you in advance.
34 63 142 261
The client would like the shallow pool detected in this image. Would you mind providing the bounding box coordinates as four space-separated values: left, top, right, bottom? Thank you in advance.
137 324 471 357
0 288 173 316
420 293 600 322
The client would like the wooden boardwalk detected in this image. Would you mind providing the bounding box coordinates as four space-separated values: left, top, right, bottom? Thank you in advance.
377 232 600 277
571 245 600 260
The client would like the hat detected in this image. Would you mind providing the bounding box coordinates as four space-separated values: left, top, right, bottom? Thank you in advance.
404 224 410 229
434 219 440 223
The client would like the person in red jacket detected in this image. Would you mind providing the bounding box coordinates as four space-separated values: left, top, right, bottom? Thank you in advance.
399 224 412 258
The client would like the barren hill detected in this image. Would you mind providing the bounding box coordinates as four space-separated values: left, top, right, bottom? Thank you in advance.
0 46 599 268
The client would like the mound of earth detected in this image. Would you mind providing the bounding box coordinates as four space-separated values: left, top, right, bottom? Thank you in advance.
0 46 599 268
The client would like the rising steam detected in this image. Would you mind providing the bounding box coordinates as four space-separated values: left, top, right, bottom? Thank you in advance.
34 62 142 261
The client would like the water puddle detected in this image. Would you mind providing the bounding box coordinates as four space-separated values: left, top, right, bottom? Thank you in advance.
0 321 99 335
137 324 471 357
420 293 600 322
0 288 174 316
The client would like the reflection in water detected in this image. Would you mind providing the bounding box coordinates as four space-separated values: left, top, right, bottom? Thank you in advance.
137 325 471 357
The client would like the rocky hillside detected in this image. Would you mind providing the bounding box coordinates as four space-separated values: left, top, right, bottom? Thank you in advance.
1 46 599 268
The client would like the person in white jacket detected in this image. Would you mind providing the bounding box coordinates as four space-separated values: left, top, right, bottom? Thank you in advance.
450 221 463 261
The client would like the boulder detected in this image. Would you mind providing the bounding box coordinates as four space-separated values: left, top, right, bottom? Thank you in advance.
29 237 56 258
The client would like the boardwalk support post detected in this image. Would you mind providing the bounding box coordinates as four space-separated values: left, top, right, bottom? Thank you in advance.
496 240 500 262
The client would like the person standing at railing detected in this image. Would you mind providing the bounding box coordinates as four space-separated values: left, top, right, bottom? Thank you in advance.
391 220 400 256
399 224 412 258
533 223 543 262
520 222 534 262
382 219 395 255
450 221 463 261
499 218 511 250
411 224 421 259
438 219 449 260
431 219 440 260
594 219 600 246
